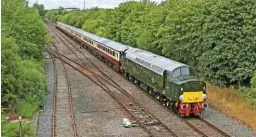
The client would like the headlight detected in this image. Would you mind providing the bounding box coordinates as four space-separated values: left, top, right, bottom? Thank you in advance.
202 103 208 108
203 86 206 90
179 95 184 101
202 94 207 99
181 88 183 91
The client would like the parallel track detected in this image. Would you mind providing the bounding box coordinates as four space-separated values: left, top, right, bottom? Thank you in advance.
185 117 230 137
47 51 57 137
46 26 78 136
47 23 178 137
48 22 231 137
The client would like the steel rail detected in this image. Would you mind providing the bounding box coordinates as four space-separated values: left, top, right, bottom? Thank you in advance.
198 117 230 137
47 51 57 137
46 23 78 137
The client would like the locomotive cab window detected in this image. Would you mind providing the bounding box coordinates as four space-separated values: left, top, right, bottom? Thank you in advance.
172 69 181 78
172 67 190 78
167 67 191 81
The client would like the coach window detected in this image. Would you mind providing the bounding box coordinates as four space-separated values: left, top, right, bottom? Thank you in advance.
113 51 115 57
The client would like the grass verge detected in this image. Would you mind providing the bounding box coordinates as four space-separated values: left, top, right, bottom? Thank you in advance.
1 101 39 137
207 83 256 131
1 118 36 137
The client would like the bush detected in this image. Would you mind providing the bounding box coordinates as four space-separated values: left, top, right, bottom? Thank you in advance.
17 60 46 103
17 101 39 118
237 87 256 106
251 73 256 88
1 118 35 137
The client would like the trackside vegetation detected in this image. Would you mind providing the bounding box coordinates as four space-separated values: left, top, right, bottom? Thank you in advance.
45 0 256 130
1 0 49 136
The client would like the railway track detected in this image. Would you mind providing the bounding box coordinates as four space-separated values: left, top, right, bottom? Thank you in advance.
47 23 178 137
48 51 57 137
47 44 78 136
47 22 231 137
185 117 230 137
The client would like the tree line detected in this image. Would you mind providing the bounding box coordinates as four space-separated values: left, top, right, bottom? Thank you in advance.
45 0 256 87
2 0 48 119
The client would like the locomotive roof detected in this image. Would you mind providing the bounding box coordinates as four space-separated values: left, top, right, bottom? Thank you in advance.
57 22 128 52
125 47 189 76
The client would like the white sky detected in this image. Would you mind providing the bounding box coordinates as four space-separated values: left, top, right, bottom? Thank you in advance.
29 0 165 9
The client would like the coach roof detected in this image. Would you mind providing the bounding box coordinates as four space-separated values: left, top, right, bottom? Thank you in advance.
57 22 128 52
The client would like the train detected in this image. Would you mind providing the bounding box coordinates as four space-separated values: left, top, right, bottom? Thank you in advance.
56 22 208 117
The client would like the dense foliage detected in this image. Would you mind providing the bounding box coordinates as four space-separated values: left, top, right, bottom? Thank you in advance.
1 0 48 123
251 73 256 89
45 0 256 86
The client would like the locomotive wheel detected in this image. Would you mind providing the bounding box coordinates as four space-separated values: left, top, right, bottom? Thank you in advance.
125 72 129 79
149 90 152 95
129 75 134 82
154 92 160 100
166 101 169 107
134 79 140 85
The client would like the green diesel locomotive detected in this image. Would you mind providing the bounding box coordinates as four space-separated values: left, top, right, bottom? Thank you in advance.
122 47 208 116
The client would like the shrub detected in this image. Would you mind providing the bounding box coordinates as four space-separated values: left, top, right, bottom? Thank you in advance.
237 87 256 106
1 118 35 137
251 73 256 88
17 101 39 118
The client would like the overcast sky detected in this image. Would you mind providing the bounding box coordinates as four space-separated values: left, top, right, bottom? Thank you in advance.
29 0 165 10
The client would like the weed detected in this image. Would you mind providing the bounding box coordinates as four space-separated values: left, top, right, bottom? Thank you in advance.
17 101 39 118
207 83 256 131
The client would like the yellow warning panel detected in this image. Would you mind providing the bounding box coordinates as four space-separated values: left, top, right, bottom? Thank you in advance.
182 91 203 103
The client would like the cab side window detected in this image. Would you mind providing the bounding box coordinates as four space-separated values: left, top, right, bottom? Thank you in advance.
172 68 181 78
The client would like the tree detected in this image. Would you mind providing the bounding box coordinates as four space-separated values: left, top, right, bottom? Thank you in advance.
33 3 46 16
2 0 47 109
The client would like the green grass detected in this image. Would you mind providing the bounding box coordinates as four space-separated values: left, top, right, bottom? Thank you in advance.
17 101 39 118
1 118 35 137
237 87 256 106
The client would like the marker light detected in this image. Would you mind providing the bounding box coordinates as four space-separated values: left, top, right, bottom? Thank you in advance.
179 95 184 101
202 94 207 99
